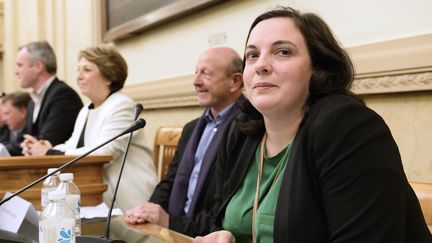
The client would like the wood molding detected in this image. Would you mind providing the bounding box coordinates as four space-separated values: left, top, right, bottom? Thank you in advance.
124 71 432 107
352 72 432 95
350 34 432 94
349 34 432 78
0 155 111 209
122 74 199 109
0 154 112 169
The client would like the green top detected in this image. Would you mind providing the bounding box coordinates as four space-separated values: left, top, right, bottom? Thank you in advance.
222 142 292 243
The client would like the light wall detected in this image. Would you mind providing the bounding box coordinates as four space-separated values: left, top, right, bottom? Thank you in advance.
117 0 432 84
1 0 431 183
365 92 432 183
2 0 102 98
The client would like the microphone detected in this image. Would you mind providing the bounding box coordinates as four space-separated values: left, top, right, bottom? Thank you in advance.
0 118 146 242
133 103 144 120
96 109 143 242
121 118 146 135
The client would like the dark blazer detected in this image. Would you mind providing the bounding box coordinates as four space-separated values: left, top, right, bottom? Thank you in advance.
0 126 25 156
8 78 83 155
149 96 242 237
214 95 431 243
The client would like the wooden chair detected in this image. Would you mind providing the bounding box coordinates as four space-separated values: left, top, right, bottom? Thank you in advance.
410 182 432 229
153 126 183 181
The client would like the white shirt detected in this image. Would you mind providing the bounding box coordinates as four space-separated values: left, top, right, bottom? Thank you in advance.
30 76 55 123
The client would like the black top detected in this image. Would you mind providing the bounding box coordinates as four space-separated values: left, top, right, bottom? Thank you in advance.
213 95 431 243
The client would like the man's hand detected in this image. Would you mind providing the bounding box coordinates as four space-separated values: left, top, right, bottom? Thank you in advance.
194 230 236 243
20 134 38 156
125 201 170 228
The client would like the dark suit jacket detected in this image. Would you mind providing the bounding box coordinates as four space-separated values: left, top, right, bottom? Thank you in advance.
149 97 242 237
0 126 25 156
213 95 431 243
9 78 83 155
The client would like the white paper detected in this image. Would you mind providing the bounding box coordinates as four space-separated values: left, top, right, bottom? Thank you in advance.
0 143 11 157
0 192 39 241
0 192 38 232
80 202 123 219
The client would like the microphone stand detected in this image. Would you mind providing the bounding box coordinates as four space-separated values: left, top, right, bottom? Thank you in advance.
104 133 133 240
77 132 134 243
105 115 141 239
78 104 144 243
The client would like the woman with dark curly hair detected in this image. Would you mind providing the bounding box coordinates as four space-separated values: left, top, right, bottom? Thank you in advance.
196 6 431 243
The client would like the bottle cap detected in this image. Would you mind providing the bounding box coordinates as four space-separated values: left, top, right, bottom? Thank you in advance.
48 190 66 201
59 173 74 181
47 168 59 175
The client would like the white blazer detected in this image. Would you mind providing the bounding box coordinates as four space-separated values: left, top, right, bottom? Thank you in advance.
54 92 156 211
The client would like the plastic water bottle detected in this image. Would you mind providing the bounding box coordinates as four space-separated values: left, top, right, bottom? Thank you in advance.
57 173 81 236
41 168 60 210
39 190 76 243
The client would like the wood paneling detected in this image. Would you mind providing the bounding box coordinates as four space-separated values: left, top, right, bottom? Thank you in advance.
0 155 112 210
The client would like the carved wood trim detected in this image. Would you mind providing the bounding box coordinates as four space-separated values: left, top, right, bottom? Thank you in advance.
352 72 432 94
122 74 199 109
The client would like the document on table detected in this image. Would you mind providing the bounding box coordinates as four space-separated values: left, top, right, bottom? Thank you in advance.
81 202 123 221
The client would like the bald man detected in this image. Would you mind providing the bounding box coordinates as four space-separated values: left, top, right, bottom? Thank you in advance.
125 47 244 236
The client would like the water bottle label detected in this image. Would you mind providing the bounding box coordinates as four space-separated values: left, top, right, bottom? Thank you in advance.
65 194 81 236
39 218 75 243
65 194 80 215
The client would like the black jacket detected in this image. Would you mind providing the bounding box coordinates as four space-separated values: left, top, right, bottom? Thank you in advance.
0 126 24 156
213 95 431 242
149 97 242 237
8 78 83 155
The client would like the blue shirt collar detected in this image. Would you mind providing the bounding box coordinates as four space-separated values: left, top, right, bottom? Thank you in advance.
204 102 235 124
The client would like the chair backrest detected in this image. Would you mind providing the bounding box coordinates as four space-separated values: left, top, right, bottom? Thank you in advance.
410 182 432 228
153 126 183 181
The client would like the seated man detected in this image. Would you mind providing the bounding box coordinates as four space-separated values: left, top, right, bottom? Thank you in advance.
0 92 31 156
125 47 244 237
16 41 83 155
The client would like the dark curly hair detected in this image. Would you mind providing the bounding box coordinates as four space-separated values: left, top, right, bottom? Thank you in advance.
237 6 361 134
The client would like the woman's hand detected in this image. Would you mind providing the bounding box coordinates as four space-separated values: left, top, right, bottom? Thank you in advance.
194 230 235 243
29 140 53 156
20 134 38 156
21 134 53 156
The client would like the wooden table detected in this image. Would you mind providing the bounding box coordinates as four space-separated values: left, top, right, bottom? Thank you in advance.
0 155 112 210
82 216 193 242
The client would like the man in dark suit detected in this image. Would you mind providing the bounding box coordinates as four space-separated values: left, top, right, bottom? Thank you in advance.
125 47 244 237
0 92 31 156
15 41 83 155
